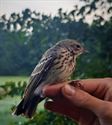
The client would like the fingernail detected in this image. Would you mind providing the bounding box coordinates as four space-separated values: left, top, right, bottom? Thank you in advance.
64 85 75 96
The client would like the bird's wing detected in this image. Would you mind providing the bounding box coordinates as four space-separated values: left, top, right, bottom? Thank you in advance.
24 54 56 97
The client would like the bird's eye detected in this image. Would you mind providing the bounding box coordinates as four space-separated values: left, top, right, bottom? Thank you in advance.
76 44 81 48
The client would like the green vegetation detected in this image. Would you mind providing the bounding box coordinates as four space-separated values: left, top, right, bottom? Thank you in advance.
0 77 76 125
0 0 112 125
0 0 112 77
0 77 26 125
0 77 45 125
0 76 28 85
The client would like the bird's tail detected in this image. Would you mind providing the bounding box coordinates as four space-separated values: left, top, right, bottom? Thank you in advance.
13 95 43 118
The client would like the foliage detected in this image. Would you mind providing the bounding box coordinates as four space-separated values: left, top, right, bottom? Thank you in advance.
0 81 26 99
0 0 112 77
0 81 76 125
22 111 76 125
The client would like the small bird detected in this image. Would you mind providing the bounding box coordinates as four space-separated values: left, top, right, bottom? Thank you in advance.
13 39 85 118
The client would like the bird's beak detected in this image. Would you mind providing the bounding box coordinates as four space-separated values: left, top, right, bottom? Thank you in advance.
83 48 89 53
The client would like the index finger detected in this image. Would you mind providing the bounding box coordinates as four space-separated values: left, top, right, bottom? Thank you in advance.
43 83 65 97
79 78 110 93
43 78 111 98
71 78 112 99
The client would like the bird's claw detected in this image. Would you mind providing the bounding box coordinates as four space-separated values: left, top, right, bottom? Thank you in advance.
68 80 84 90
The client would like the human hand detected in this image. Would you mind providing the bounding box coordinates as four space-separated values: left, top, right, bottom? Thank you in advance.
43 78 112 125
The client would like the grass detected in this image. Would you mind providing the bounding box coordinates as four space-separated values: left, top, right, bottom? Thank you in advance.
0 76 44 125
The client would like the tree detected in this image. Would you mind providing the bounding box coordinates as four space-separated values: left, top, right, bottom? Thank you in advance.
0 0 111 77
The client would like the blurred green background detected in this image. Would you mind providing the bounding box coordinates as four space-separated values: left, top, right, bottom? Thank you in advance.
0 0 112 125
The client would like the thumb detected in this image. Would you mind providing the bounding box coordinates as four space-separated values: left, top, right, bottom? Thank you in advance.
62 84 105 115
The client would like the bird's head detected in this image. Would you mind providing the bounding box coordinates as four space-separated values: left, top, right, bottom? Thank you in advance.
56 39 86 57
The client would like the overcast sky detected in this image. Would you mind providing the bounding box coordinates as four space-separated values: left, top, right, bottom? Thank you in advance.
0 0 81 17
0 0 110 24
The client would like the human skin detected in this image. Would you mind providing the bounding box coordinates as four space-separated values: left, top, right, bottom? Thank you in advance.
43 78 112 125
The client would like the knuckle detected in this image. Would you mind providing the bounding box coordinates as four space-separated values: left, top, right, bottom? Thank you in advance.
76 92 90 106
